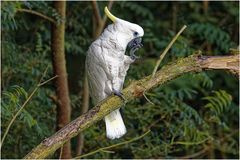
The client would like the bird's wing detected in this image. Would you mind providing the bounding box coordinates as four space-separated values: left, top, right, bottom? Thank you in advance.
101 39 127 91
86 42 110 104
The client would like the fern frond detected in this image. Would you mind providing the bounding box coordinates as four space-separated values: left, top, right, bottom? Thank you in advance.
203 90 232 115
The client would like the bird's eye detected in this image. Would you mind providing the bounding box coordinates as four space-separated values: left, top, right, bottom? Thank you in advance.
133 32 139 37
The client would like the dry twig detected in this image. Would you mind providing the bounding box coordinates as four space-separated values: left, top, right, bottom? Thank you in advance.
152 25 187 78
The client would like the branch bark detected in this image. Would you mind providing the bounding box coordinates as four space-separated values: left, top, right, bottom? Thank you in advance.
24 54 239 159
51 1 72 158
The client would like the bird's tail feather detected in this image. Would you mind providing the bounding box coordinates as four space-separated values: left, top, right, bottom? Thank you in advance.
104 109 126 139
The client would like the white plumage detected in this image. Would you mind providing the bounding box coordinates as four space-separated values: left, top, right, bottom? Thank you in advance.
86 7 144 139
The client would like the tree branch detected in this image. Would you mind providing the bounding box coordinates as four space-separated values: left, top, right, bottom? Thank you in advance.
198 55 239 76
91 0 102 26
17 9 56 24
24 53 239 159
94 0 114 37
101 0 114 31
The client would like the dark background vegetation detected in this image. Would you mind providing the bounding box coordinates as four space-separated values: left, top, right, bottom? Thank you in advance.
1 1 239 159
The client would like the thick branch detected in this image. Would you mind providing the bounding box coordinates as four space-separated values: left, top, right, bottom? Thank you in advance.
198 55 239 76
24 54 239 159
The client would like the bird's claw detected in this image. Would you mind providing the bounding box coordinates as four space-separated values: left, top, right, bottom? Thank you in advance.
130 43 142 60
112 89 125 101
130 54 140 61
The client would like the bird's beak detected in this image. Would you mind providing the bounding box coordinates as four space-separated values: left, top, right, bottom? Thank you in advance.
127 37 143 49
105 6 117 23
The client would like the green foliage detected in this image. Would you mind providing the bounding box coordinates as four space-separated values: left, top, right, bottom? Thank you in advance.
1 1 239 159
203 90 232 115
1 2 20 30
189 23 236 53
2 85 28 119
1 2 56 158
21 1 63 23
1 85 45 158
65 2 92 55
119 1 154 20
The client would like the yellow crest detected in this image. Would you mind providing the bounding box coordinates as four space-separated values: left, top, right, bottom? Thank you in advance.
104 6 117 23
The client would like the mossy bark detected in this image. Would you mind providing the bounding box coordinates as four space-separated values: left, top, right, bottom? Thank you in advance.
51 1 71 158
24 54 239 159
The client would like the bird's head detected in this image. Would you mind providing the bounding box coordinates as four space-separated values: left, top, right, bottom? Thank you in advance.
104 7 144 50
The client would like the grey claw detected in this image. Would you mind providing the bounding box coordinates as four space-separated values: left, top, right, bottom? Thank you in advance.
112 89 125 101
130 54 140 60
130 47 140 60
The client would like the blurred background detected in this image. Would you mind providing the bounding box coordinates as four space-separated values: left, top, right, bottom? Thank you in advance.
1 1 239 159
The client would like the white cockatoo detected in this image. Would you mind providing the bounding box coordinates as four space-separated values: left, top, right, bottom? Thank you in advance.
86 7 144 139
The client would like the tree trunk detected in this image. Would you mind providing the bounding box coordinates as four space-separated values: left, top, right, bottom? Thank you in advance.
51 1 71 158
75 74 89 156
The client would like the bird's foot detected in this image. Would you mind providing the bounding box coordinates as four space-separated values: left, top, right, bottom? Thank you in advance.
130 43 143 60
112 89 125 101
130 53 140 61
